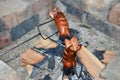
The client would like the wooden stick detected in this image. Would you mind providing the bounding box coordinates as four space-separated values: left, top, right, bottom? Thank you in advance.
20 36 57 66
20 49 45 66
77 46 105 79
102 51 116 64
33 36 57 48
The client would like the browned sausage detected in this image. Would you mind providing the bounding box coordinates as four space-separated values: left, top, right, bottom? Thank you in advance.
49 7 70 37
49 7 81 70
62 48 77 69
62 36 81 69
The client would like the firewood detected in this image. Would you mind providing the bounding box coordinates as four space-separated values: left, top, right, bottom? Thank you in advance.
102 51 116 64
33 36 57 48
20 49 45 66
77 46 105 79
20 36 57 66
26 65 33 76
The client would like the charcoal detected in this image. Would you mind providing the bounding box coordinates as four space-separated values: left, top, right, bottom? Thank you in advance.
30 57 48 78
43 74 52 80
48 55 55 71
30 67 40 78
93 49 105 60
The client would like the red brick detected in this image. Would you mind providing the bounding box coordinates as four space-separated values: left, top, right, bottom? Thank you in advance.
1 13 18 29
0 31 11 49
108 3 120 26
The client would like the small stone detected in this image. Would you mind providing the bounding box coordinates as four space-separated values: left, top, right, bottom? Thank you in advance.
43 74 52 80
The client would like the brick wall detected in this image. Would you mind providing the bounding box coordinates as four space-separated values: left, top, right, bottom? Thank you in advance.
0 0 56 48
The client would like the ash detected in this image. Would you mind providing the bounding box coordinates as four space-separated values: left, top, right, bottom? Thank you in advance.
30 29 93 80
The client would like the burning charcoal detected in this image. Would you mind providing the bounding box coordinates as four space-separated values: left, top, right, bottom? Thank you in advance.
43 74 52 80
48 55 55 71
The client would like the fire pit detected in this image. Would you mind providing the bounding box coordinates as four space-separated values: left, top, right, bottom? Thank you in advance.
0 0 120 80
19 7 105 80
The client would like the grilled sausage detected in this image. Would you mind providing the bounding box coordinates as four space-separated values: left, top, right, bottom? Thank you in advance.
49 7 81 74
49 7 70 37
62 36 81 69
62 48 77 69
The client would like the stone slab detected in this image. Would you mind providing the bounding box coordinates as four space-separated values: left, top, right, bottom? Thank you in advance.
0 60 20 80
100 55 120 80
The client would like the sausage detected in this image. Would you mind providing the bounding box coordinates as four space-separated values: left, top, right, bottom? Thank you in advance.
49 7 81 73
62 36 81 69
49 7 70 37
62 48 77 69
